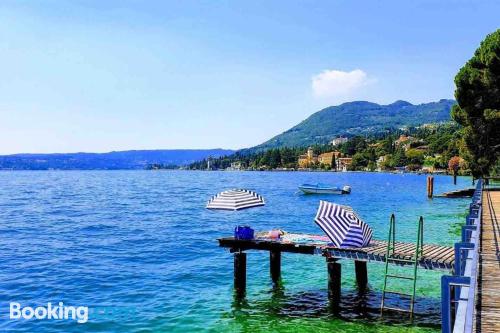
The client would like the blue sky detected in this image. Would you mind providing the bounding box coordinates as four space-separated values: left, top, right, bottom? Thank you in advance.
0 1 499 154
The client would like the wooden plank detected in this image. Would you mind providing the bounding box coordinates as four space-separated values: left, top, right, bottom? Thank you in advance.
423 244 448 258
428 246 452 264
394 242 417 260
366 242 390 256
475 190 500 333
440 248 456 265
424 245 451 262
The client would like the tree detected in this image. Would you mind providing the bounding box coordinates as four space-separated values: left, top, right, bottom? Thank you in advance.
351 152 369 170
341 136 366 156
448 156 461 172
452 29 500 177
367 161 377 171
391 148 408 167
331 154 337 171
405 149 424 164
448 156 462 184
405 149 425 170
269 149 281 169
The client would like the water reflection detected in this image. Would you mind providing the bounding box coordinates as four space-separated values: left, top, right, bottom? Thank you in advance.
230 287 440 330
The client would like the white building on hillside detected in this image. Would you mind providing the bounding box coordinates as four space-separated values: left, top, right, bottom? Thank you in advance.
331 137 348 146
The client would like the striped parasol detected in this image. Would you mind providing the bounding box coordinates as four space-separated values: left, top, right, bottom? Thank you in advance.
314 200 372 248
206 189 265 211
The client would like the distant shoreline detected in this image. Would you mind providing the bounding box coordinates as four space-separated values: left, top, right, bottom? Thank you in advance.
0 168 468 178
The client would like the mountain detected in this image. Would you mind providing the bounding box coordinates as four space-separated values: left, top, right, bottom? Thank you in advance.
0 149 234 170
250 99 456 151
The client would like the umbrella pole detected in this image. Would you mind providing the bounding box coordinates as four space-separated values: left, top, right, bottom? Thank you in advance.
234 251 247 297
327 257 341 306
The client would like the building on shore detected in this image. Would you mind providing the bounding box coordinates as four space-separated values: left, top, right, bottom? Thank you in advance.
331 137 348 146
298 148 350 171
226 161 243 171
377 155 390 171
394 135 418 151
336 157 353 172
298 147 318 168
318 151 342 168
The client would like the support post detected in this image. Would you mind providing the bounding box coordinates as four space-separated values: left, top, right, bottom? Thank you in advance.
427 176 434 198
327 258 341 305
354 260 368 291
270 249 281 285
234 252 246 297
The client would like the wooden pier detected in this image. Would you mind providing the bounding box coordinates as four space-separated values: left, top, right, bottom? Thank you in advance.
441 179 500 333
219 233 454 300
218 179 500 331
475 189 500 332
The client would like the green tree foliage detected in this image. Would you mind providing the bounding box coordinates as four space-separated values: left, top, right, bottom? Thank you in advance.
188 123 465 172
252 100 455 150
351 148 376 170
405 149 425 170
341 136 367 156
452 29 500 177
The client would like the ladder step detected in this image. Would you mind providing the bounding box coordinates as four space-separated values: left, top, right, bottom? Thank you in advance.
385 274 415 280
383 290 414 297
380 216 423 319
382 306 412 313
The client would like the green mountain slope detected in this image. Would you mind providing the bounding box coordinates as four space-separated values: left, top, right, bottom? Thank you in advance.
252 99 455 150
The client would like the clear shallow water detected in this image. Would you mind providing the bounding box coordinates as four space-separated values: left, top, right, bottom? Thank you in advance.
0 171 471 332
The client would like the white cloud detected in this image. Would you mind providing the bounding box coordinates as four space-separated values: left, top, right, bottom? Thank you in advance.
311 69 373 100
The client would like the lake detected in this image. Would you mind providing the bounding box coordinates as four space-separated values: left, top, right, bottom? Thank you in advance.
0 171 472 332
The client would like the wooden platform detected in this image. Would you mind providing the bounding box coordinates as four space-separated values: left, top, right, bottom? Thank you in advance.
475 190 500 332
219 233 455 270
435 188 475 198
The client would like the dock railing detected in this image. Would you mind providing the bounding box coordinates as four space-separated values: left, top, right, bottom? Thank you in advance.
441 179 483 333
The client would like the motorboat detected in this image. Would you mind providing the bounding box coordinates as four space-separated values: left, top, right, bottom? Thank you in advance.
299 183 351 194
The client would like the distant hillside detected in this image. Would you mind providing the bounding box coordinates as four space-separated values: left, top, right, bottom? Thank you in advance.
0 149 234 170
250 99 455 151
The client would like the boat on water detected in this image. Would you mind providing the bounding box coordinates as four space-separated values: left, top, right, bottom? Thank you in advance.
299 183 351 195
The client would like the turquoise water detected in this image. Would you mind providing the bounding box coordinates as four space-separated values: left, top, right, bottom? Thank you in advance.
0 171 471 332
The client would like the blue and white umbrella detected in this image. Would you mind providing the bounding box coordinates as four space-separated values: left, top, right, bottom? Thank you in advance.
314 200 372 248
206 189 265 211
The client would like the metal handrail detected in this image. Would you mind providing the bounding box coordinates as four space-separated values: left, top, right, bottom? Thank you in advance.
441 179 483 333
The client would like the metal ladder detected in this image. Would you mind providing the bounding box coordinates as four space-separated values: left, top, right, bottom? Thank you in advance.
380 214 424 320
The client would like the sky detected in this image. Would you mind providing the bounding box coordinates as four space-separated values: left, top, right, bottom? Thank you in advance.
0 0 499 154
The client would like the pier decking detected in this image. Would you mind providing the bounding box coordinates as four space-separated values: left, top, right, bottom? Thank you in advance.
475 189 500 332
441 179 500 333
219 235 455 270
219 231 454 303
